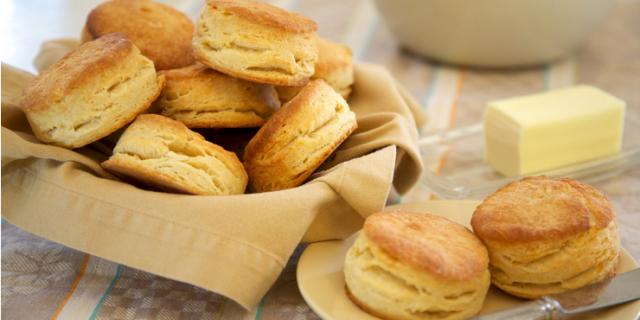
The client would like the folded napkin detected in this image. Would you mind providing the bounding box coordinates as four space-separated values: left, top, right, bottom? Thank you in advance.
1 39 425 309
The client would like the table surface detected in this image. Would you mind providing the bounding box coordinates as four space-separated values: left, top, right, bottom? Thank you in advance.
2 0 639 319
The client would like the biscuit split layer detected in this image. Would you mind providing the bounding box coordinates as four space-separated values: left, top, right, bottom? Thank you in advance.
471 176 620 298
243 79 357 192
102 114 248 195
192 0 318 86
157 64 280 128
20 33 164 149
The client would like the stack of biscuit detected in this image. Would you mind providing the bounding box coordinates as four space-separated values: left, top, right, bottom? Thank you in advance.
19 0 357 196
344 177 621 319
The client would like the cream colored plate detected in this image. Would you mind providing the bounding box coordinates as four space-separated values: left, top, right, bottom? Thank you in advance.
297 200 640 320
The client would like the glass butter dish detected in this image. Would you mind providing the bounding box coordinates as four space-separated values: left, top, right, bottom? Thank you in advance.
415 107 640 200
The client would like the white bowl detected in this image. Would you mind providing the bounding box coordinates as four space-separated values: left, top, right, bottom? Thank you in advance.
374 0 613 67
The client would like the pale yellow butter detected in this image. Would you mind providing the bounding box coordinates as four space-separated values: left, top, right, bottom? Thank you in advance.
484 85 625 176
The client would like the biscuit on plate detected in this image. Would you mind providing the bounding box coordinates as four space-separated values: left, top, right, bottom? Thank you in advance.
20 33 164 149
102 114 248 195
243 79 357 192
344 211 490 320
276 37 354 102
83 0 194 70
192 0 318 86
471 176 620 299
156 63 280 128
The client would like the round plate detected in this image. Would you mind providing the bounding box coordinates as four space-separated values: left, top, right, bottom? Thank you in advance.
297 200 640 320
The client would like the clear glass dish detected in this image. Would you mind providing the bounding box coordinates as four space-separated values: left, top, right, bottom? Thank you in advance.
415 107 640 199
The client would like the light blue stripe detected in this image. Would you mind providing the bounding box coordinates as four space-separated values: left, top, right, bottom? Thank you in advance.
422 65 440 109
355 16 380 60
88 265 123 320
417 64 441 135
254 293 269 320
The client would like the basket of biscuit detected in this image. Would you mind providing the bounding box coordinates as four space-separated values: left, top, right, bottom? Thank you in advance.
1 0 425 309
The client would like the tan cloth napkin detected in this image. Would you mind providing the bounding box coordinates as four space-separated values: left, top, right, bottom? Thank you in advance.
1 39 425 309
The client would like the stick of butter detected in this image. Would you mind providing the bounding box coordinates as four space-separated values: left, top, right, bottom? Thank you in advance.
484 85 625 176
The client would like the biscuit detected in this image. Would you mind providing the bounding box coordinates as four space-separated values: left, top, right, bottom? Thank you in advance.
243 80 357 192
345 211 491 320
192 0 318 86
276 37 354 102
471 176 620 298
102 114 247 195
20 33 164 149
83 0 194 70
156 63 280 128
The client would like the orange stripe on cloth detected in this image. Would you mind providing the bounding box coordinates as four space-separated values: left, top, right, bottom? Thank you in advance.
50 254 90 320
448 70 464 128
430 70 464 201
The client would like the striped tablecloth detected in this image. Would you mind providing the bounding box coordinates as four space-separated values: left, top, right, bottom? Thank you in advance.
2 0 639 319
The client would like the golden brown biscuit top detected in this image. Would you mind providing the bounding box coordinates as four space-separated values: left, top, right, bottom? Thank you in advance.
86 0 194 70
207 0 317 33
243 79 325 162
21 33 135 112
364 211 489 281
471 176 615 243
134 114 199 135
315 38 352 77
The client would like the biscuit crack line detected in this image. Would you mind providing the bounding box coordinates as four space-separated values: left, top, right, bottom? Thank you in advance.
259 111 344 162
167 107 268 119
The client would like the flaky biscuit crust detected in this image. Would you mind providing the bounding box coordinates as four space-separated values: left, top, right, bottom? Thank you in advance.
243 80 357 192
192 0 318 86
102 114 248 195
22 33 133 112
345 286 395 320
471 176 614 242
314 38 354 98
157 64 280 128
365 211 489 281
20 33 164 148
275 37 354 102
206 0 317 33
471 176 620 298
314 38 353 81
85 0 194 70
344 211 490 320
